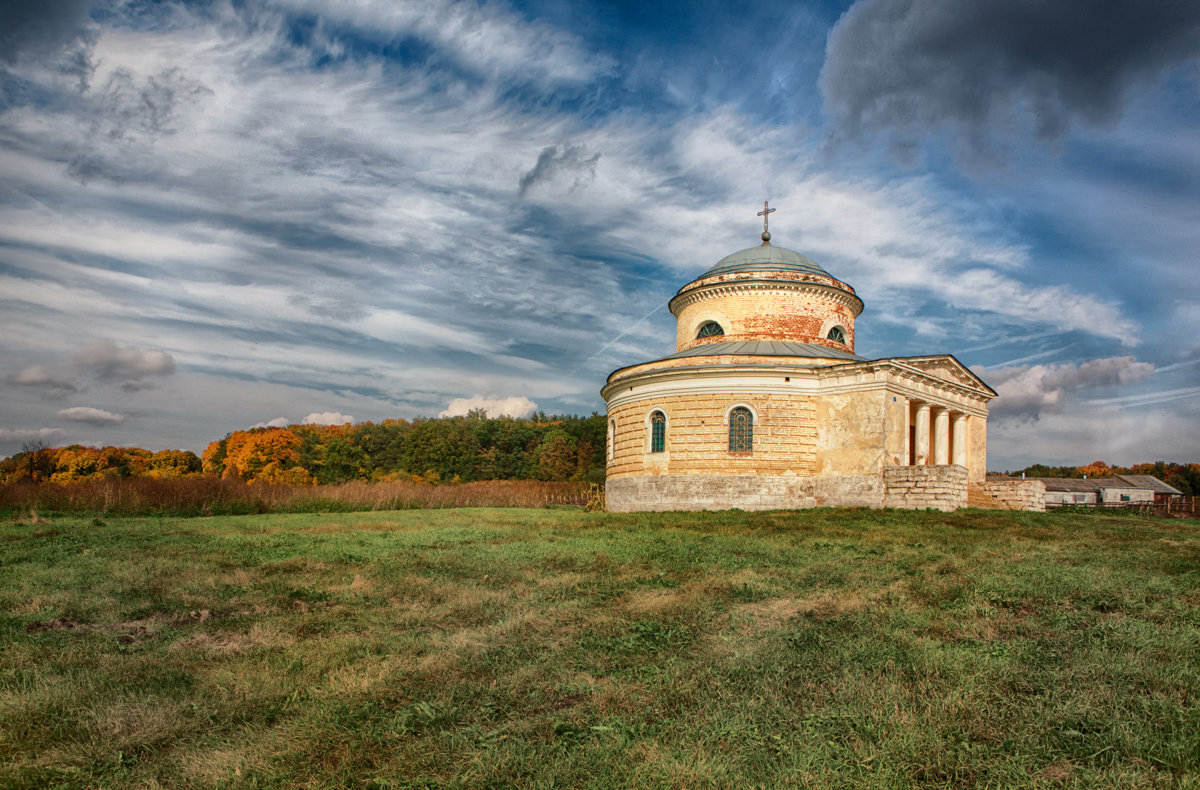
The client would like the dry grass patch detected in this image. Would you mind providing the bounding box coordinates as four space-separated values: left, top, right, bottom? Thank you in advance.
178 745 266 788
621 580 714 616
84 699 193 755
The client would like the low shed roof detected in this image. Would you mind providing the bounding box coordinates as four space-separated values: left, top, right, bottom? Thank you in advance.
1022 475 1181 494
1112 475 1184 495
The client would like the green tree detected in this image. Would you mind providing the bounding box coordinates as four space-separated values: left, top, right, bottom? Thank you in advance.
534 429 578 481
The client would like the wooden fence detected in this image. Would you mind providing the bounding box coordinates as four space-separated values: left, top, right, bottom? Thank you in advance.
1047 496 1197 517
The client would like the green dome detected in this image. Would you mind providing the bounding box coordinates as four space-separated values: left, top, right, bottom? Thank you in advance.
700 243 831 279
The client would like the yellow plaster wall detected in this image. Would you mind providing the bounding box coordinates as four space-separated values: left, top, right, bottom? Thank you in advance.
815 390 889 475
607 392 817 480
883 393 909 466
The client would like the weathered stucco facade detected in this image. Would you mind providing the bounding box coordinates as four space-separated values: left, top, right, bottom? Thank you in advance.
602 223 996 512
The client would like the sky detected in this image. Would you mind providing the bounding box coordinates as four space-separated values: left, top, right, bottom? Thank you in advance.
1 0 1198 471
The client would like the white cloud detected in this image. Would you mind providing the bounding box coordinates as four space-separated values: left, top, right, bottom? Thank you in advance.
987 356 1155 420
440 396 537 419
250 417 292 429
70 339 174 381
56 407 126 425
301 411 355 425
10 363 77 395
989 399 1200 470
8 340 175 396
274 0 609 86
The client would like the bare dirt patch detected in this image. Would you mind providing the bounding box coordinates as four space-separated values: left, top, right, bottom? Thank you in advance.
169 632 244 654
25 617 86 633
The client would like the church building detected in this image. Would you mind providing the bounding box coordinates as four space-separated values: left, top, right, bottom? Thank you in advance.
602 204 998 512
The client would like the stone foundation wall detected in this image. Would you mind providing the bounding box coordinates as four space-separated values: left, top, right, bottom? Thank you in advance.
607 466 983 512
881 465 967 512
967 480 1046 511
606 474 883 512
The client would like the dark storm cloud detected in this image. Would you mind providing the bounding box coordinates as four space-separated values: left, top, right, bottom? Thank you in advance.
821 0 1200 160
0 0 93 65
517 144 600 198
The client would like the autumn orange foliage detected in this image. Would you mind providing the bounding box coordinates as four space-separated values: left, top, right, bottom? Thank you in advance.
0 445 201 484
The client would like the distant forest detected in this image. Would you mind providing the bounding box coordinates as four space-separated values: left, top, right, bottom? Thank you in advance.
1 411 606 486
3 414 1197 495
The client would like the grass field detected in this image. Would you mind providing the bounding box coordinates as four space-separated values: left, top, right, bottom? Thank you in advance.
1 507 1197 789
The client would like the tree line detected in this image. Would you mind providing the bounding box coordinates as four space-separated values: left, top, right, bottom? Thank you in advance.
1 411 606 486
201 411 606 485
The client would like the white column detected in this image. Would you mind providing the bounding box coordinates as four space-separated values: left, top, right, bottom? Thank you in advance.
952 414 968 467
914 403 931 466
933 407 950 466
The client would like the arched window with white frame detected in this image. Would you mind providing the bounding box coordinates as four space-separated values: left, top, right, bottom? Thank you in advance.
728 406 753 452
649 410 666 453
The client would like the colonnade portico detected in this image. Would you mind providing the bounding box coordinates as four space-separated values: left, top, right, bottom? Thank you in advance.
905 400 972 469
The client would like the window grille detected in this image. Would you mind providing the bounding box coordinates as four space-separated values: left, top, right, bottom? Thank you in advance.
827 326 846 344
697 321 724 338
728 407 753 452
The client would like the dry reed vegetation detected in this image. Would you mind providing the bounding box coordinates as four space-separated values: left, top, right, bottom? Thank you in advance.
0 477 586 516
1 507 1198 788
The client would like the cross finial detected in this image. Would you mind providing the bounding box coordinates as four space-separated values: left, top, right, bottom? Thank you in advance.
757 200 775 244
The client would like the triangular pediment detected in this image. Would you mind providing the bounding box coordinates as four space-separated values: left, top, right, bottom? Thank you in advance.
890 355 997 396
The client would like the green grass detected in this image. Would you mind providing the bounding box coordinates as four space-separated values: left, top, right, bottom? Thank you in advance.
1 507 1197 788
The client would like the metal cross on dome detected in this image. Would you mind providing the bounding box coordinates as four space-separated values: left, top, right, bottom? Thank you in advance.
757 200 775 241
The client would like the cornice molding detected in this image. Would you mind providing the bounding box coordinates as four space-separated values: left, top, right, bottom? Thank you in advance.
668 279 864 317
602 357 994 414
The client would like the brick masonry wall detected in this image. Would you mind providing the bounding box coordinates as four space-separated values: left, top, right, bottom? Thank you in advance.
882 465 967 512
967 480 1046 512
675 288 856 352
607 392 818 480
